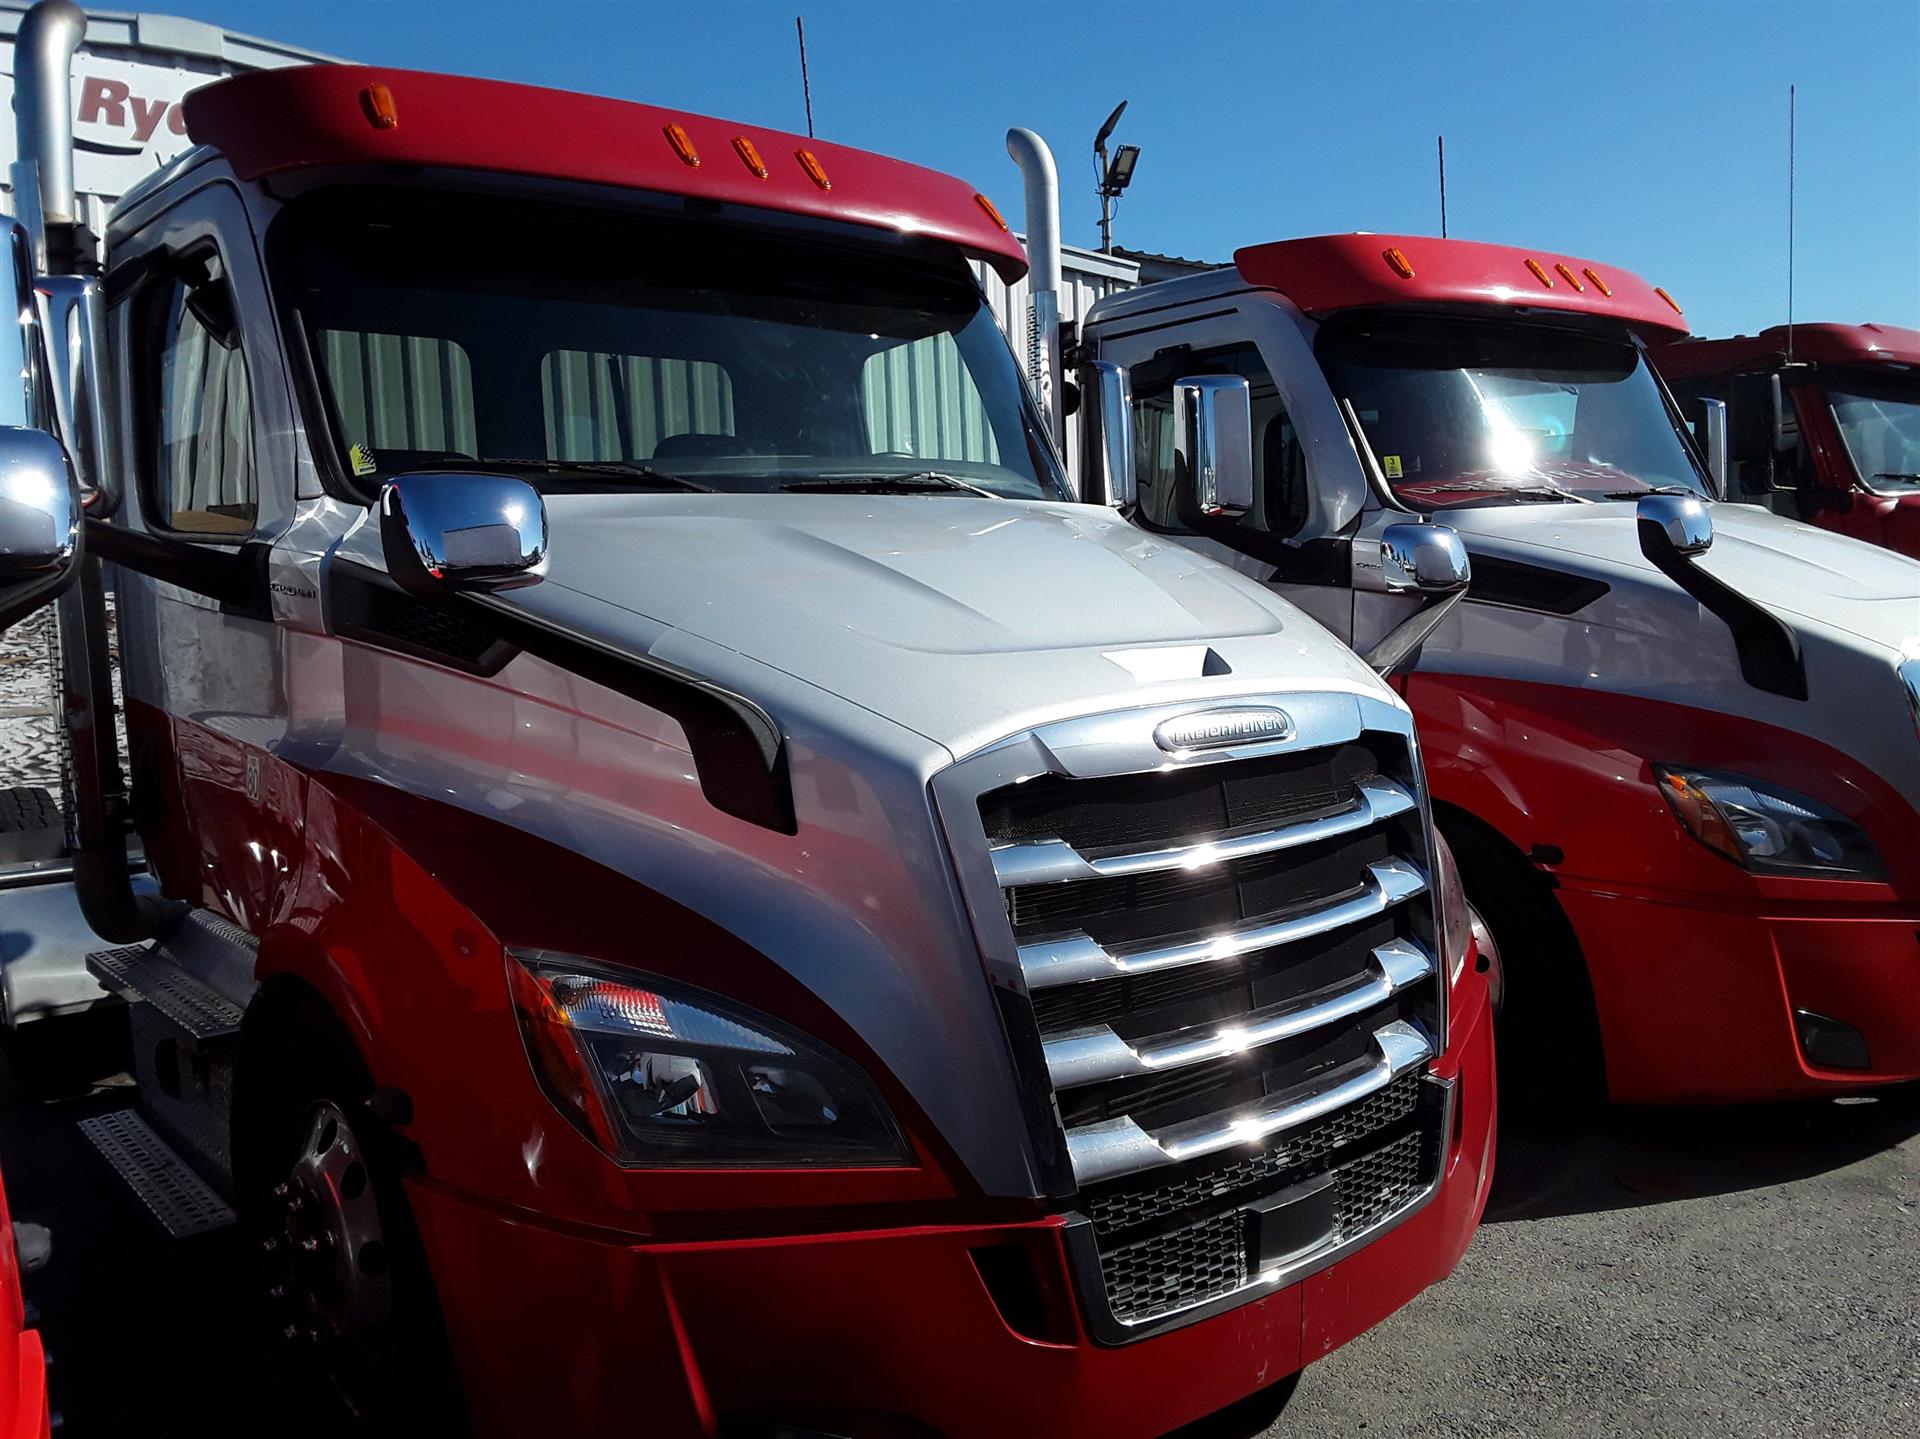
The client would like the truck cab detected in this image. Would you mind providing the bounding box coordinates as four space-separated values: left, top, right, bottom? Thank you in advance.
1078 231 1920 1106
0 6 1496 1432
1658 323 1920 559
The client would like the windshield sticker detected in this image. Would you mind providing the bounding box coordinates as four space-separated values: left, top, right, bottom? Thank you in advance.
1381 454 1404 479
349 442 377 477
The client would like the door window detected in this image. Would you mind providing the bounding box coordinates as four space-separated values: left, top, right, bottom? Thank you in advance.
1130 344 1306 538
144 256 256 535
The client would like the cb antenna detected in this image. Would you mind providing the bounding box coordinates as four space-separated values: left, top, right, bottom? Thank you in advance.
796 16 814 138
1786 84 1795 362
1437 134 1448 238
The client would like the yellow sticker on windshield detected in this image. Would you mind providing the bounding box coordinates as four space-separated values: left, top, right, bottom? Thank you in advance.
349 443 377 477
1381 454 1404 479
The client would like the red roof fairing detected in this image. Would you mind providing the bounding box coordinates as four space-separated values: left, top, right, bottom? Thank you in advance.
1657 323 1920 379
1232 233 1688 342
181 65 1028 280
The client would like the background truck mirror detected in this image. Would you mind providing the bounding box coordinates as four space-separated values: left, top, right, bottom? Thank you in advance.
1082 361 1135 509
1695 397 1729 499
1173 374 1253 518
1770 372 1800 453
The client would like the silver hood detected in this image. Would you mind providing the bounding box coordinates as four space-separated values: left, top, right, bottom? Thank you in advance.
516 492 1389 759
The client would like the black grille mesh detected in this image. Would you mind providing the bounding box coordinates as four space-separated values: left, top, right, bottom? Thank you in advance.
1084 1072 1422 1239
1333 1129 1425 1241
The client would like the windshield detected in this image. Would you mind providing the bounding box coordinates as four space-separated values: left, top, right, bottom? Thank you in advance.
270 190 1066 501
1825 377 1920 496
1317 316 1708 509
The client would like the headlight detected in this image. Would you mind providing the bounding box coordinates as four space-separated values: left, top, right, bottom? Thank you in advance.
507 951 910 1167
1654 766 1884 879
1432 831 1473 987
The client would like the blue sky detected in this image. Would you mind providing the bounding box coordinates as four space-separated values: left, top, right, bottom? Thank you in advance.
169 0 1917 338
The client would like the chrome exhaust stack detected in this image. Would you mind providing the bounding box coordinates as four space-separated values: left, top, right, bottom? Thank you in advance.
12 0 92 275
1006 128 1064 467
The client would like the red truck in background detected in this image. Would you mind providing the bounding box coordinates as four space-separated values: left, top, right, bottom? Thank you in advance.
1658 324 1920 558
0 1183 48 1439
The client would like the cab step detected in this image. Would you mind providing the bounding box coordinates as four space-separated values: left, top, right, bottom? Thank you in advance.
85 941 244 1041
76 1108 235 1238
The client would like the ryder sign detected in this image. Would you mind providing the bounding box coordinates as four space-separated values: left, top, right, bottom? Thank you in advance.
0 49 206 204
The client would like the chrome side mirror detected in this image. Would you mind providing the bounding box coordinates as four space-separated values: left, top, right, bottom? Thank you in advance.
1366 522 1470 594
0 425 81 631
379 472 549 598
1082 360 1136 509
1636 492 1712 561
36 275 114 515
1173 374 1253 519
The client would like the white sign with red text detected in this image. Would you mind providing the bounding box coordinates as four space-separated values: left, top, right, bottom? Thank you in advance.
0 47 226 204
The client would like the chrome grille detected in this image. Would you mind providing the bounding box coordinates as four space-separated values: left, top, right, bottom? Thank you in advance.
950 693 1450 1340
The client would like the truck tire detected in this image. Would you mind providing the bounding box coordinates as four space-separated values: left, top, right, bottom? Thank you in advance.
235 995 466 1433
1436 808 1607 1117
0 786 64 864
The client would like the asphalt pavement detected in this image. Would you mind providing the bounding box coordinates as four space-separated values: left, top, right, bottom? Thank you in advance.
5 1024 1917 1437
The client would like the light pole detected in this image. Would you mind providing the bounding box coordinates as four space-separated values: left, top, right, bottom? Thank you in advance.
1094 100 1140 254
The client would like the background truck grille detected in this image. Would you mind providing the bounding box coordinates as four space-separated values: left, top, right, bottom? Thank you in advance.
974 715 1448 1336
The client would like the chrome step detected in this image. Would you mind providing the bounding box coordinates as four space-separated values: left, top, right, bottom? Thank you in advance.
1064 1020 1435 1186
77 1109 235 1239
1044 938 1434 1089
992 777 1417 889
86 944 243 1041
1017 858 1428 992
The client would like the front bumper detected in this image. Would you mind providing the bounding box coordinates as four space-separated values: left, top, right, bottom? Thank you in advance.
410 983 1495 1439
1560 884 1920 1102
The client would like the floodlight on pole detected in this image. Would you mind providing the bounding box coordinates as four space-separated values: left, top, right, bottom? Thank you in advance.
1094 100 1138 254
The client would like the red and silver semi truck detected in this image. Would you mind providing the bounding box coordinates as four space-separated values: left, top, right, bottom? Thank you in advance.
1001 145 1920 1106
0 3 1495 1432
1658 323 1920 560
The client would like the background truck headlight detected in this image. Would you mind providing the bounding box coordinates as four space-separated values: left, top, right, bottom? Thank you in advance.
1654 767 1884 879
507 951 910 1167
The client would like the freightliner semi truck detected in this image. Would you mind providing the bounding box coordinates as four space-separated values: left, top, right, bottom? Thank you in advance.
1004 145 1920 1105
0 3 1496 1431
1658 323 1920 560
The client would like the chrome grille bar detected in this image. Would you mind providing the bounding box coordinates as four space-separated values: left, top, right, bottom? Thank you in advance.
1016 858 1427 992
1043 938 1433 1089
990 777 1417 888
1064 1020 1434 1186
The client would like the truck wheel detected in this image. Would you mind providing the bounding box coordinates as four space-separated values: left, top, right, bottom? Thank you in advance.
242 1014 465 1432
0 785 64 864
1437 811 1606 1116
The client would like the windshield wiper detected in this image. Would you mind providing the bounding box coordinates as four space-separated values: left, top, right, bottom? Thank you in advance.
1874 472 1920 481
1412 482 1592 504
779 470 995 497
385 456 714 492
1600 485 1702 500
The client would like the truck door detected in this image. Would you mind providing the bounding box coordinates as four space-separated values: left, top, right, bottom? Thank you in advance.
1096 319 1357 644
108 184 301 928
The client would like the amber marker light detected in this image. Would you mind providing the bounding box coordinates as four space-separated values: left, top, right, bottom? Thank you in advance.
1523 257 1553 288
662 123 700 168
1554 262 1583 291
794 149 832 191
1382 247 1415 279
974 193 1009 231
732 136 769 179
1583 267 1612 296
360 83 398 130
1655 286 1684 316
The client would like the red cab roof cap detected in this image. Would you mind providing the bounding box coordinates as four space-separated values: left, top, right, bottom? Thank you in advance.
181 65 1027 280
1232 233 1689 342
1656 322 1920 378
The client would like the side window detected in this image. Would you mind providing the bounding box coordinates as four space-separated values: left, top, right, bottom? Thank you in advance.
542 352 735 462
316 329 478 473
861 333 1001 464
1130 344 1308 538
145 257 256 535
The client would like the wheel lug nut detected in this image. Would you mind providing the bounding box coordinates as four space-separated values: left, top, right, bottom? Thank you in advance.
272 1183 290 1199
261 1237 280 1254
267 1285 286 1300
299 1237 321 1253
284 1196 304 1213
281 1325 300 1342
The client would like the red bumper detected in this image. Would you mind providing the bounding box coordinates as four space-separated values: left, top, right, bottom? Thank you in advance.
411 991 1495 1438
1561 884 1920 1102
